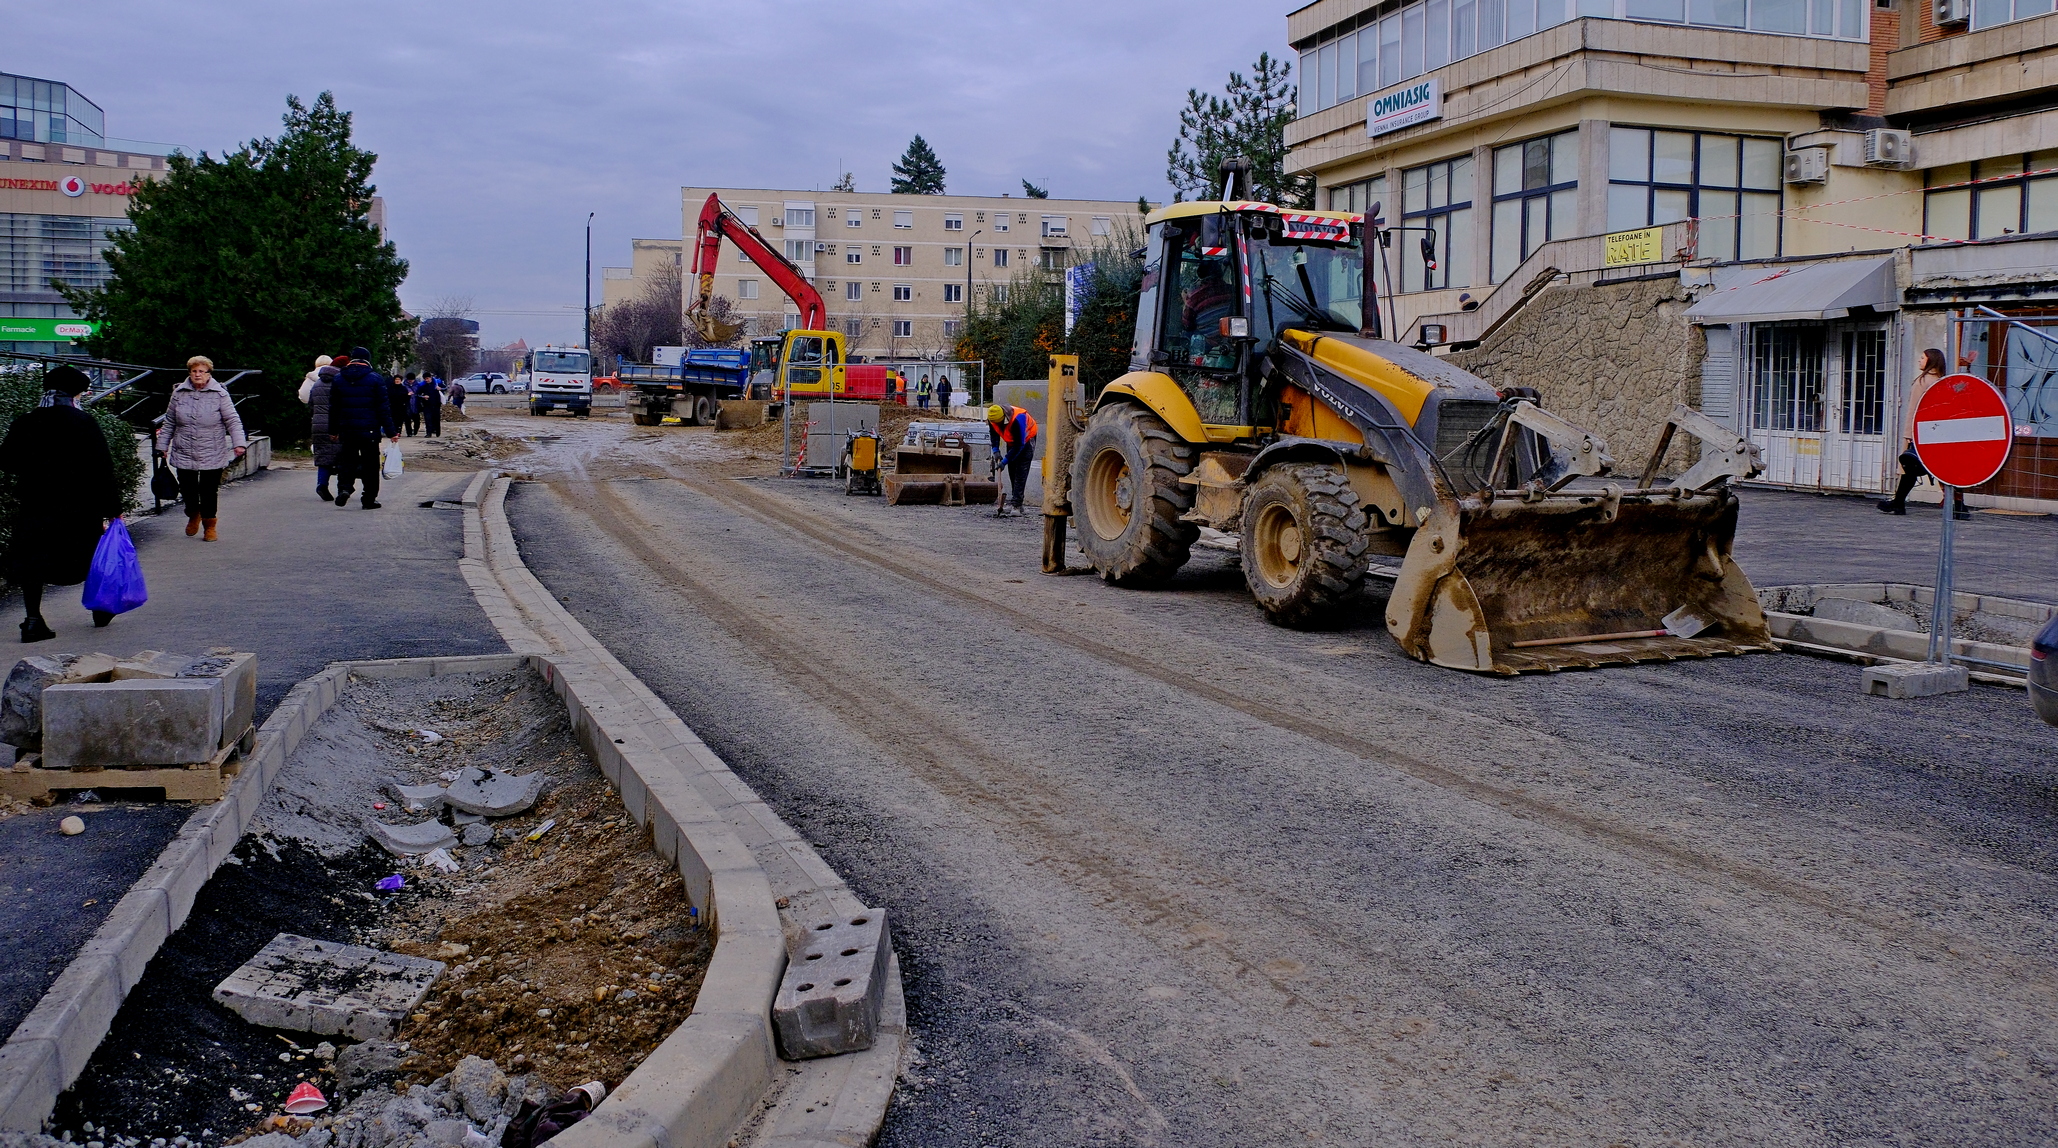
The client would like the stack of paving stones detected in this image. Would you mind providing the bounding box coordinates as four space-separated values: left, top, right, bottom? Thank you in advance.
0 649 258 802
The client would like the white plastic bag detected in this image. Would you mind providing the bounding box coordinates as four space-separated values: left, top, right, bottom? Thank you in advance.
381 439 404 479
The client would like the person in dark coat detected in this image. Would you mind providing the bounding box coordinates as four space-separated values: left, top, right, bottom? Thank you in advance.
0 365 124 642
330 348 400 509
392 371 417 437
415 373 444 438
307 356 344 501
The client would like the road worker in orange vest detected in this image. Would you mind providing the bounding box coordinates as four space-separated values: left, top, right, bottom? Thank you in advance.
987 403 1039 517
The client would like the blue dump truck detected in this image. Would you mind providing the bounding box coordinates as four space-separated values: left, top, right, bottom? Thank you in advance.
621 347 750 426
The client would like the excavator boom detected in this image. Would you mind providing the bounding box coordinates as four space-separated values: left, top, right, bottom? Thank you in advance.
688 192 823 342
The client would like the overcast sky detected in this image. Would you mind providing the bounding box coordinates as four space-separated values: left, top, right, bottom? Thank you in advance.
21 1 1288 349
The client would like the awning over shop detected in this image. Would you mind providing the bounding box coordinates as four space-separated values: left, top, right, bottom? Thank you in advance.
1685 257 1898 325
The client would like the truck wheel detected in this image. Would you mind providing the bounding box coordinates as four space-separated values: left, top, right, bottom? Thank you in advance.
1240 462 1370 629
1070 403 1197 586
692 395 715 425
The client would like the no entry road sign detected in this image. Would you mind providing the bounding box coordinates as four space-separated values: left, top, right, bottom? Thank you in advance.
1913 373 2013 490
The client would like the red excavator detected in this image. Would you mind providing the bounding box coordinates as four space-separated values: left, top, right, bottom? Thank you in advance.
687 192 900 403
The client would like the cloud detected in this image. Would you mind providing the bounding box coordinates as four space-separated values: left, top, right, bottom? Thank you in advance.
20 0 1286 347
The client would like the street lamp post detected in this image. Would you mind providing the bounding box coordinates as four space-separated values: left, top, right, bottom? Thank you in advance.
964 229 980 405
584 212 595 350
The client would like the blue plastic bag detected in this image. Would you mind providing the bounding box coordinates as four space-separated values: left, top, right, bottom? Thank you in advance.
81 520 148 616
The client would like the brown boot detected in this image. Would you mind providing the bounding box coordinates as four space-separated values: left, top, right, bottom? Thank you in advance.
185 515 201 536
202 518 218 542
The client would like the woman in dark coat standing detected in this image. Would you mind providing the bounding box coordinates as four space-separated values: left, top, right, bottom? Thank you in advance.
307 356 344 501
0 365 124 642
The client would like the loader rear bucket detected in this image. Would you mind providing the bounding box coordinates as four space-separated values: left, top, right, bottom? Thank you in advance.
1385 488 1775 673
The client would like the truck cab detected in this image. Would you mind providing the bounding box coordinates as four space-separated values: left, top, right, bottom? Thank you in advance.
529 344 593 417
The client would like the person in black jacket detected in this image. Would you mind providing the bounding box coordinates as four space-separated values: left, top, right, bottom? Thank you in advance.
0 364 124 641
328 348 400 509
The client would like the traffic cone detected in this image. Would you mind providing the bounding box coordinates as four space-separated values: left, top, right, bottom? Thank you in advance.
284 1081 328 1114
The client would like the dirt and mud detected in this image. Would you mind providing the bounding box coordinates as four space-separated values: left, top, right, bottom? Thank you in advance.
48 666 707 1147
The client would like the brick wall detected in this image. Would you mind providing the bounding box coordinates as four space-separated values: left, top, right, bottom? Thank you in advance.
1869 5 1900 112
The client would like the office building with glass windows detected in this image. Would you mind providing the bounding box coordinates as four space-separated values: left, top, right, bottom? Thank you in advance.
1286 0 2058 507
0 71 178 358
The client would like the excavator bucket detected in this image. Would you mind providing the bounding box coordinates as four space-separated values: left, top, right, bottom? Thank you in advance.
1386 487 1775 673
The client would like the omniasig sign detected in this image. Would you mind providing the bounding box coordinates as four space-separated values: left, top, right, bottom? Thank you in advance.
1368 77 1441 137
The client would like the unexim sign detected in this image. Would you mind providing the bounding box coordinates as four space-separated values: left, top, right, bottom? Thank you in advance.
1368 78 1441 137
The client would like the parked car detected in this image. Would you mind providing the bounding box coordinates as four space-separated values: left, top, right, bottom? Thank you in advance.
2033 615 2058 727
457 372 518 394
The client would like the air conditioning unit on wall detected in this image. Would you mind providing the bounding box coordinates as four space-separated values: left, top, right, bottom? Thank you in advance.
1785 148 1831 185
1863 128 1915 168
1935 0 1969 25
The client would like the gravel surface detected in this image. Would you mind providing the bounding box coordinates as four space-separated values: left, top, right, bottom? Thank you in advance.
480 409 2058 1147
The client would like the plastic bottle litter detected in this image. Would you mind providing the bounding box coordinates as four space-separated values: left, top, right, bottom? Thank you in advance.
525 818 557 842
59 816 85 836
375 874 406 892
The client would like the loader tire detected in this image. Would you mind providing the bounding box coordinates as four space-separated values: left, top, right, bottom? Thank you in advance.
1071 403 1198 586
1240 462 1371 629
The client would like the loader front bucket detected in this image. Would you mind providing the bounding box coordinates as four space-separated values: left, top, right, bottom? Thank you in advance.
1385 487 1775 673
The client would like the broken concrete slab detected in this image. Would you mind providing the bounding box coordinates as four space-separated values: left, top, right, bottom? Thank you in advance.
1 656 78 751
111 650 194 680
390 782 448 815
212 933 446 1041
1813 597 1915 632
774 908 891 1058
333 1039 407 1098
460 822 495 847
1862 662 1970 699
443 766 544 817
365 817 459 856
448 1054 507 1122
41 677 224 769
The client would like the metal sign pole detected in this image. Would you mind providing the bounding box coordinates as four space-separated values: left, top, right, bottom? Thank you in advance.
1927 484 1955 664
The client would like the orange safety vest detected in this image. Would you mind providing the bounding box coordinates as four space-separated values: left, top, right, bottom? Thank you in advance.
993 406 1038 443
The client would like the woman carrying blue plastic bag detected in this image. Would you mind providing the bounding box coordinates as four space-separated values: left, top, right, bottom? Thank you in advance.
0 364 130 642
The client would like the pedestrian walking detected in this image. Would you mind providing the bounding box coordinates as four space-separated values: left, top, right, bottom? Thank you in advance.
0 365 124 641
330 346 400 509
416 373 444 438
297 354 332 403
447 376 467 414
398 372 421 437
916 374 933 410
935 373 954 414
299 355 336 497
308 355 344 502
156 356 248 542
986 402 1038 517
1878 347 1971 520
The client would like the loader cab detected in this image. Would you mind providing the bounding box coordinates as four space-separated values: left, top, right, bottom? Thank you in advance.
748 336 782 399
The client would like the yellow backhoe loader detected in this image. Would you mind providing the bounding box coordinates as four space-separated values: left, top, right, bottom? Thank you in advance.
1039 168 1773 674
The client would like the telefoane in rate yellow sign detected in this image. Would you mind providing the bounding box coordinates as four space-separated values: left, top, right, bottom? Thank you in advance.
1604 227 1662 267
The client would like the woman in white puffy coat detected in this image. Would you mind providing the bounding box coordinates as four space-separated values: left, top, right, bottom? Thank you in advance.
155 355 247 541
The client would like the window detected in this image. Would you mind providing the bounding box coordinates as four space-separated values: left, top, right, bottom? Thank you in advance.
1841 329 1887 436
845 282 862 300
1293 0 1859 118
893 320 913 337
1039 248 1066 269
893 284 913 301
785 207 815 228
992 284 1010 303
845 318 864 338
1328 174 1389 217
1973 0 2056 28
1749 325 1825 432
992 248 1010 267
944 247 963 266
1608 127 1781 261
1490 130 1578 282
738 280 759 300
1091 216 1112 236
945 214 964 230
893 246 913 265
1400 154 1473 292
994 214 1009 232
785 239 813 263
736 206 759 226
944 283 963 302
1923 153 2058 242
785 312 802 331
846 214 862 228
1041 215 1067 237
893 210 914 229
943 319 960 337
847 249 862 264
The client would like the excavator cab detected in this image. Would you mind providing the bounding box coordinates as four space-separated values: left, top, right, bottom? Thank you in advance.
774 330 847 399
1048 194 1773 674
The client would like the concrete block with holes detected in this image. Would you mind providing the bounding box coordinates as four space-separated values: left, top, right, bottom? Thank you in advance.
772 908 890 1059
1861 661 1969 699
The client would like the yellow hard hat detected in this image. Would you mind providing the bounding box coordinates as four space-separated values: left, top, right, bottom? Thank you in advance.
986 404 1004 422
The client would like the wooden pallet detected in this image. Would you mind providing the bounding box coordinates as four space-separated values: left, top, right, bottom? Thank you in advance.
1 725 254 804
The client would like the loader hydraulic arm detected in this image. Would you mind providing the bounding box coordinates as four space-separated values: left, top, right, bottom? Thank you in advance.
689 192 824 341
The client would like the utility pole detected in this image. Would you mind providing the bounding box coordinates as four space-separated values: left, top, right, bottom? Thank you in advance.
584 212 595 350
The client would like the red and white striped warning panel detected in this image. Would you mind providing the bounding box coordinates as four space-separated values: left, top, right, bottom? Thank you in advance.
1913 373 2013 489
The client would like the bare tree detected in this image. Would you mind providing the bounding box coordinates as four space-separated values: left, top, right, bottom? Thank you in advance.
415 295 479 379
593 265 705 366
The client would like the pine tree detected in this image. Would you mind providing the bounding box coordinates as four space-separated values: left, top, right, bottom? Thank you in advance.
1021 179 1049 199
890 135 947 195
60 93 410 441
1165 53 1313 208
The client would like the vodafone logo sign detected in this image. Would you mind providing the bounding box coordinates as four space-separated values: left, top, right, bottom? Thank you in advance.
59 175 85 197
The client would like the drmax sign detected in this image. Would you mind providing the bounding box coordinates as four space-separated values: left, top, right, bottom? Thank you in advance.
1367 77 1442 137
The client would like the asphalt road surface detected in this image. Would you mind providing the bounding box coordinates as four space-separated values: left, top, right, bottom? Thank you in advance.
488 411 2058 1147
